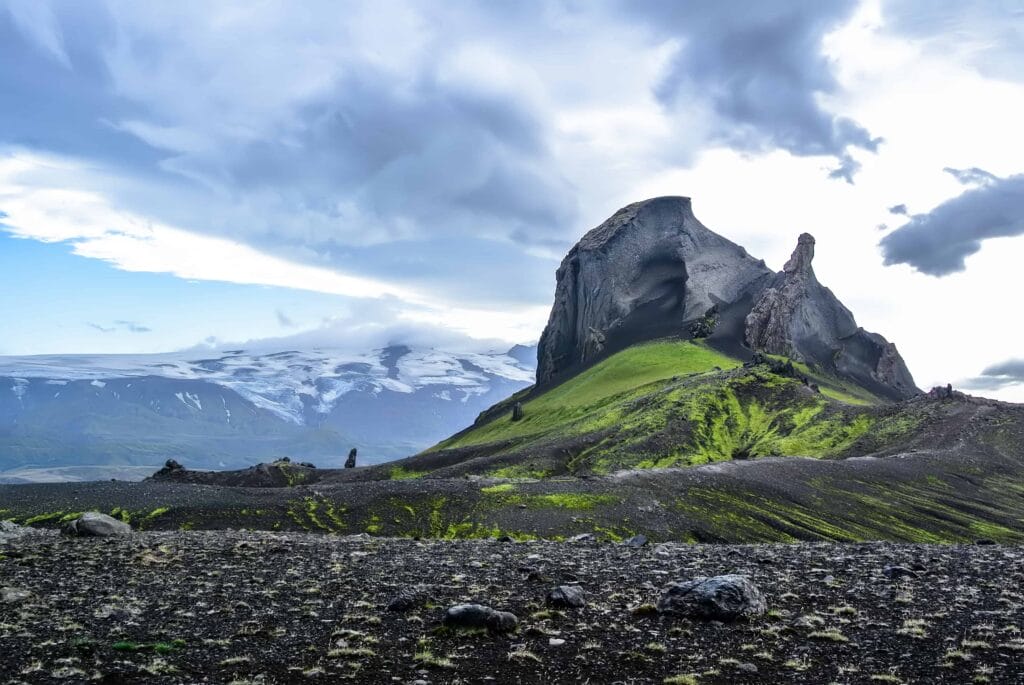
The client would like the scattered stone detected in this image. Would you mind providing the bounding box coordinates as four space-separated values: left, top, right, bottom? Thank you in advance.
61 512 131 537
443 604 518 633
883 565 919 580
546 585 586 609
387 585 433 612
0 520 21 533
1 587 31 603
548 638 565 647
653 544 673 557
657 574 767 621
568 533 594 543
622 534 648 548
737 662 759 674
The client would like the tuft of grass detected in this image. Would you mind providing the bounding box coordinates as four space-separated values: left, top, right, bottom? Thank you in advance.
808 629 849 643
663 675 699 685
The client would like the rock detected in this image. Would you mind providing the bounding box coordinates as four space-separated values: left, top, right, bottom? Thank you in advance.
546 585 586 609
344 448 357 469
737 662 759 674
883 565 919 580
511 402 524 422
568 533 594 543
61 512 131 537
744 233 917 400
974 538 997 546
0 520 21 533
1 587 31 603
622 534 648 548
153 459 185 478
536 197 773 386
653 544 673 557
657 574 767 621
548 638 565 646
442 604 518 633
386 585 432 612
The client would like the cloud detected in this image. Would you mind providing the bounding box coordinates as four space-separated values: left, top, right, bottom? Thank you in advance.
882 1 1024 83
961 358 1024 391
888 204 908 215
944 166 999 186
275 310 296 328
879 170 1024 275
631 0 879 180
88 320 151 334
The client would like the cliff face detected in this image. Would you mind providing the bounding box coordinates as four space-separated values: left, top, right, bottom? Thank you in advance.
535 197 772 386
536 197 918 400
744 233 918 400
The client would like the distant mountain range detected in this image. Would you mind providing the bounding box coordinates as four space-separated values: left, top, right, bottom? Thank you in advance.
0 344 535 480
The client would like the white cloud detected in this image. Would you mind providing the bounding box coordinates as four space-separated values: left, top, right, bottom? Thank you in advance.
0 150 543 345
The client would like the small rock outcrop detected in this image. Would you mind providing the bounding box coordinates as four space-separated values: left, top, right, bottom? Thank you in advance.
657 574 766 621
61 512 132 537
546 585 586 608
443 603 518 632
153 459 186 478
536 197 772 386
744 233 917 400
386 584 433 612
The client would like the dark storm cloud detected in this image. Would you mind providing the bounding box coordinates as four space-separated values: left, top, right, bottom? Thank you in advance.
879 171 1024 275
962 359 1024 391
888 204 908 215
627 0 879 181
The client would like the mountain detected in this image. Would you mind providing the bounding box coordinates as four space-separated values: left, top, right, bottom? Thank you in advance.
0 344 535 478
537 196 916 399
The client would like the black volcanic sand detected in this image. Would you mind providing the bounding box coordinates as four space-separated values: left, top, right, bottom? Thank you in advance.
2 531 1023 684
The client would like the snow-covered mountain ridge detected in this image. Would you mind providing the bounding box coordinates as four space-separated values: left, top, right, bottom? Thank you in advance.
0 345 536 475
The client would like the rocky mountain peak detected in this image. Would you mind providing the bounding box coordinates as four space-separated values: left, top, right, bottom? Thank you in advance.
535 197 918 400
783 233 816 276
535 196 773 386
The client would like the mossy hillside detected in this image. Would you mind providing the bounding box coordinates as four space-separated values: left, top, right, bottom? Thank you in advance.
423 340 924 477
434 340 742 451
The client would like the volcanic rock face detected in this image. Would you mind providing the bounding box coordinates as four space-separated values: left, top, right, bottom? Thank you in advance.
535 197 917 400
536 197 772 386
745 233 917 399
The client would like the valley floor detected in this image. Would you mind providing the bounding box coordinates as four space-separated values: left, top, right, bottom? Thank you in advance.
2 530 1023 684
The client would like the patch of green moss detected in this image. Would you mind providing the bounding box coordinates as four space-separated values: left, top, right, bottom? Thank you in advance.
389 466 427 480
487 465 551 479
480 483 516 494
523 493 619 510
23 511 66 526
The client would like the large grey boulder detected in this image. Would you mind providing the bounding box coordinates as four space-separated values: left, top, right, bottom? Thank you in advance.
442 603 518 632
745 233 917 400
657 574 767 621
536 197 772 386
61 512 131 537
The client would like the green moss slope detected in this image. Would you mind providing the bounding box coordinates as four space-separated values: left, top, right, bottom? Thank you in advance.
422 339 916 476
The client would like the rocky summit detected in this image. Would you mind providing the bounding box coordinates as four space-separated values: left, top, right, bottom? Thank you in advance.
536 197 916 401
537 197 773 386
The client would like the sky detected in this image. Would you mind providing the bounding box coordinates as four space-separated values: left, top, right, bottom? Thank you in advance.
1 0 1023 401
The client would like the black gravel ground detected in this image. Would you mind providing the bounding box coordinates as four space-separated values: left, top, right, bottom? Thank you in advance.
2 530 1023 684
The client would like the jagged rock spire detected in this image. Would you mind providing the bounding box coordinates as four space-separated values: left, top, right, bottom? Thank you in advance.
783 233 815 275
